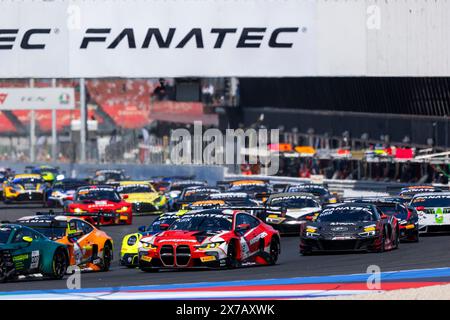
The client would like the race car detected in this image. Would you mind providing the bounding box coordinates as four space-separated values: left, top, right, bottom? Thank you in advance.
3 174 46 204
120 211 188 267
17 214 113 272
343 197 419 242
27 165 60 184
44 178 89 208
299 203 399 254
116 181 167 214
0 224 69 282
208 192 260 207
226 180 273 200
65 185 133 225
264 192 322 234
138 209 281 271
284 183 338 204
91 169 128 184
0 171 8 201
165 180 208 209
410 192 450 233
172 187 220 210
398 185 442 201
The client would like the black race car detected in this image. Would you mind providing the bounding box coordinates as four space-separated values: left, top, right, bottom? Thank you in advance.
172 187 220 210
398 185 442 201
285 184 338 205
299 203 399 254
343 197 419 242
264 192 322 234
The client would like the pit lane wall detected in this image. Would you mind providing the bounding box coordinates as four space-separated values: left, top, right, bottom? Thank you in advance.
224 174 450 195
0 162 224 185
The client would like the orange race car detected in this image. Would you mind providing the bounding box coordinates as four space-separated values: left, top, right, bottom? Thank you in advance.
16 213 113 272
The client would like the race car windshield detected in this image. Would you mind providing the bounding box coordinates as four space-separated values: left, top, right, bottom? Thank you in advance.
377 205 408 220
318 209 375 222
97 172 124 181
269 198 320 209
289 187 328 196
182 191 217 202
229 185 269 193
54 182 86 191
411 197 450 207
170 184 205 191
77 190 121 202
148 217 177 232
117 185 153 194
28 226 67 239
169 216 232 232
13 178 43 185
0 228 11 244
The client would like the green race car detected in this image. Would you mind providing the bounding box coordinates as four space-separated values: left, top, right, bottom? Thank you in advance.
0 224 69 282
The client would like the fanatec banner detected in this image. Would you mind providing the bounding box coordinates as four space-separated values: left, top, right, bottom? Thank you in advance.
0 0 317 78
0 88 75 110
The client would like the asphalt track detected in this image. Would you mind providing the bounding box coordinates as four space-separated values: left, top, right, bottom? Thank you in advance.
1 204 450 292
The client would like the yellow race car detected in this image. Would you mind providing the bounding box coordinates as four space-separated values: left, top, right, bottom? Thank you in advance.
3 173 46 204
116 181 168 214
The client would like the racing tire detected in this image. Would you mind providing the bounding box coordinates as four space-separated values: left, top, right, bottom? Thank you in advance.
394 229 400 249
101 243 113 272
412 230 420 242
48 248 68 280
0 254 7 283
378 230 386 253
226 241 239 269
268 238 280 265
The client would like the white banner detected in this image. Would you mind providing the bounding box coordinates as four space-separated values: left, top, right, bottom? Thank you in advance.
0 0 317 78
0 88 75 110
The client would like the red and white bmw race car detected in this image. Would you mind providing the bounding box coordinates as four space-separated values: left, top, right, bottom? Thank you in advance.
65 185 132 225
138 209 281 271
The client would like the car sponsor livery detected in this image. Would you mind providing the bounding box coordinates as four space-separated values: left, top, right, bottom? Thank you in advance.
411 192 450 233
138 209 280 271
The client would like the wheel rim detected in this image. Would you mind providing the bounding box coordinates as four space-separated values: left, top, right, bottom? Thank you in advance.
0 256 6 280
103 246 111 268
270 241 279 262
53 251 67 277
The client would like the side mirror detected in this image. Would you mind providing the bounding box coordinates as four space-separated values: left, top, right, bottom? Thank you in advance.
236 223 250 232
22 236 33 243
138 226 146 233
305 215 314 221
122 194 129 199
66 196 74 201
159 223 170 231
416 206 425 211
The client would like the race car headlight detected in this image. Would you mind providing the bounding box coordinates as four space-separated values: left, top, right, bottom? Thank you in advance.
74 208 86 213
363 226 376 232
305 226 318 233
328 198 337 204
117 206 129 213
141 242 157 250
127 236 137 246
304 226 320 237
358 231 376 237
196 241 224 250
